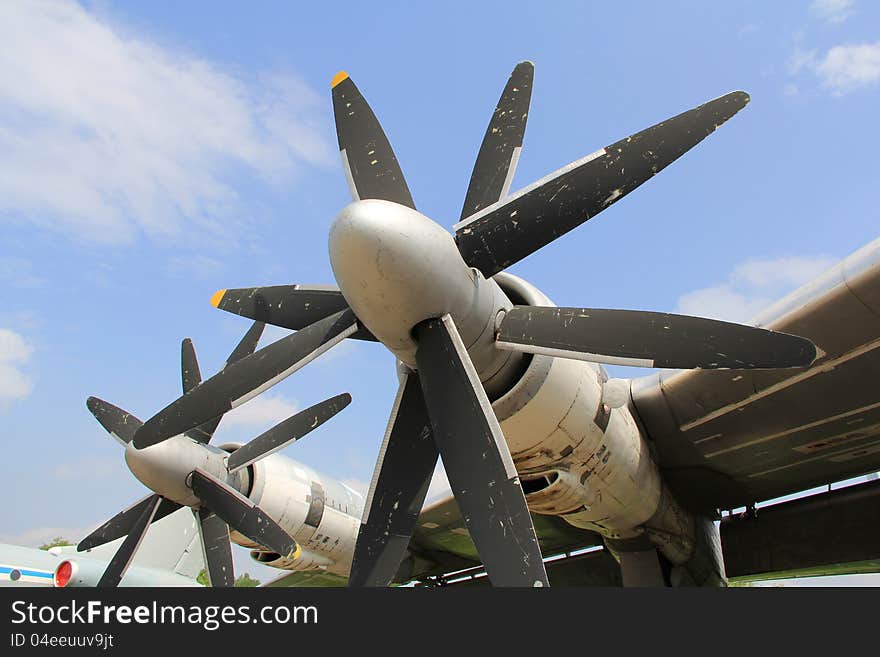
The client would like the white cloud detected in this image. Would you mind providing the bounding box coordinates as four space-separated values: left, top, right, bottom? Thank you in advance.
341 478 369 497
810 0 855 24
0 0 333 245
165 254 224 281
676 255 835 323
815 42 880 94
788 48 818 76
220 393 299 430
0 525 96 548
0 328 34 407
731 256 836 289
52 456 121 481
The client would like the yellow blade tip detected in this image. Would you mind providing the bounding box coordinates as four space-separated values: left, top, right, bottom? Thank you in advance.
210 289 226 308
331 71 349 88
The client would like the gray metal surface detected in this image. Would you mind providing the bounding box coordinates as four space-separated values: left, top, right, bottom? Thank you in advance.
190 469 297 558
632 237 880 512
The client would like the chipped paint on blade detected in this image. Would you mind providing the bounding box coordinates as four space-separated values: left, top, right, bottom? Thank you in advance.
453 147 607 232
196 507 234 587
438 315 518 481
455 91 750 276
86 397 143 446
459 61 534 221
227 393 352 473
413 315 549 586
191 468 298 557
350 373 438 587
229 321 357 408
331 70 414 208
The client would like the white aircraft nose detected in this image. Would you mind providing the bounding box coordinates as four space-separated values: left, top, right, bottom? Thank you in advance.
328 199 478 366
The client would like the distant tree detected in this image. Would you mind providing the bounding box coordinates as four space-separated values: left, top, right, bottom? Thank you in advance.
234 573 260 587
39 537 73 550
195 569 261 587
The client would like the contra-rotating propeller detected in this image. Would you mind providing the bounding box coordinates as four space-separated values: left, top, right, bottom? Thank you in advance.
207 62 817 586
78 322 351 587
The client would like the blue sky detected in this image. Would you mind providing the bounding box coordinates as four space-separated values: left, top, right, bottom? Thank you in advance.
1 1 878 583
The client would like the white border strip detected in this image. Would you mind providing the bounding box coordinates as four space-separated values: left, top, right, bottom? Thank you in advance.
361 375 409 524
340 149 360 201
495 339 654 369
441 314 518 480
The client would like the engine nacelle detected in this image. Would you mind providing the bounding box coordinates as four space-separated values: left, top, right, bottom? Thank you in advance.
220 444 362 578
491 273 695 562
250 547 332 572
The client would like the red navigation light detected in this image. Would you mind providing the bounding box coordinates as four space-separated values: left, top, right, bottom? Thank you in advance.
53 560 75 588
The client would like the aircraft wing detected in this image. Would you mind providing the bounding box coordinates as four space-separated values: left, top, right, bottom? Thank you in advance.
262 570 348 588
631 237 880 514
402 494 607 583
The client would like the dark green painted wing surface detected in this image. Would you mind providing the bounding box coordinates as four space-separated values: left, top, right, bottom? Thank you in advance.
263 570 348 588
401 494 605 582
632 238 880 514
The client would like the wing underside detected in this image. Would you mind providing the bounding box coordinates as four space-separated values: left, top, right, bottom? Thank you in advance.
632 237 880 513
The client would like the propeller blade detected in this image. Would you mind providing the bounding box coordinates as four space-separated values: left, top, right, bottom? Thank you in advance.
225 320 265 366
228 393 352 473
86 397 143 446
190 469 299 558
133 309 358 448
180 338 212 444
496 306 817 369
96 494 162 587
195 507 234 587
454 91 750 277
414 314 548 587
180 338 201 394
187 321 267 445
349 374 438 587
460 61 534 221
78 495 181 552
332 71 415 208
211 285 376 341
